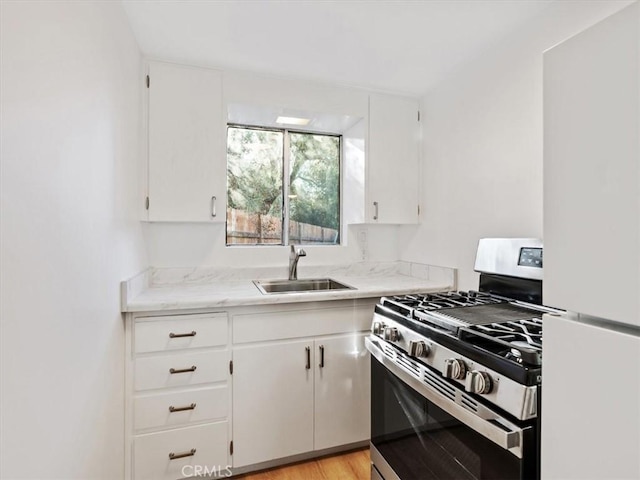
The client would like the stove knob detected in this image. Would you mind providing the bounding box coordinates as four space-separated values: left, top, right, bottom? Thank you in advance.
372 321 385 335
383 327 400 342
465 370 493 395
443 358 467 380
408 340 430 357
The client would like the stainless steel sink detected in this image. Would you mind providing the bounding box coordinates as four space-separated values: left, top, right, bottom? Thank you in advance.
253 278 355 295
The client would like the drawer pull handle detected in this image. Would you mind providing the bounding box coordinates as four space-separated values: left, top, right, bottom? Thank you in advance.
305 346 311 370
169 403 196 413
169 366 197 374
169 331 197 338
319 345 325 368
168 448 196 460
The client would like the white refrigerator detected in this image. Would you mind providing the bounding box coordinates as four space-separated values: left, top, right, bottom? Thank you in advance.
543 2 640 479
541 314 640 479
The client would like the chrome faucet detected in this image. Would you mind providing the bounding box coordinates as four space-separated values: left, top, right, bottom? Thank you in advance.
288 245 307 280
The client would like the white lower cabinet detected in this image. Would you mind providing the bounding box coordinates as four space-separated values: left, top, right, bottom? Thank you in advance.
231 302 374 470
232 334 370 468
125 312 231 480
232 340 315 467
126 300 376 478
314 333 370 450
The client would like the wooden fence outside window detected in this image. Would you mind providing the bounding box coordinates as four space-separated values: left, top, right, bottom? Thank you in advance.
226 208 338 245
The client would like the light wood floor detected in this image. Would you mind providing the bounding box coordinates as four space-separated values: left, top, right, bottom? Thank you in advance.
236 448 370 480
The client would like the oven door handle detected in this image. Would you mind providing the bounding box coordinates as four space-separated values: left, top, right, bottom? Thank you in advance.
366 336 524 458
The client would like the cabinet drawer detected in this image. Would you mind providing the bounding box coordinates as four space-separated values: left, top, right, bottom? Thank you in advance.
135 386 228 431
233 305 374 344
134 422 228 480
135 350 229 391
135 314 228 353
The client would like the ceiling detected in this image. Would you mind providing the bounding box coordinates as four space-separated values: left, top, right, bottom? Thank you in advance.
122 0 557 96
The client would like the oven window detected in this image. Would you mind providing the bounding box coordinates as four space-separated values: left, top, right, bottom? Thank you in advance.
371 358 528 480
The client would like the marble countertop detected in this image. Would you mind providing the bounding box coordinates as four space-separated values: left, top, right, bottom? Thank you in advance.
121 262 456 313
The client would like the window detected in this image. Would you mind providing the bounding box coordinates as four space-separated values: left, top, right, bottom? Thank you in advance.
226 126 340 246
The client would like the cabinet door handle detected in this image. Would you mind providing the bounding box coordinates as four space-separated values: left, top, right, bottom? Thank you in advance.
169 366 197 374
169 331 196 338
319 345 325 368
373 201 379 220
169 403 196 413
211 196 217 217
169 448 196 460
305 346 311 370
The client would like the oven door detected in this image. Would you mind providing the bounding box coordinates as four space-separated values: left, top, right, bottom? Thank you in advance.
367 337 538 480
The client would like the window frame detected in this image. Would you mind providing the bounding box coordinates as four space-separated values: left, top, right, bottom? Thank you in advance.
226 123 342 246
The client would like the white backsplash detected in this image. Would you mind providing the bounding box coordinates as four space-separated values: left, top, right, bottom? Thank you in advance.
137 260 454 287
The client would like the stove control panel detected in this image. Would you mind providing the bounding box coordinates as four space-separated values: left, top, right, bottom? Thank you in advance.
371 315 433 359
465 370 493 395
443 358 467 380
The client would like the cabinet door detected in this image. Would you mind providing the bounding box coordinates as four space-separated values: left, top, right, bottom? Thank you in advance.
543 3 640 326
314 333 370 450
368 93 420 224
147 61 225 222
232 340 314 468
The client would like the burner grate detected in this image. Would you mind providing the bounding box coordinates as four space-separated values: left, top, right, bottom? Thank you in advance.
475 319 542 348
460 317 543 366
383 291 504 316
435 303 543 326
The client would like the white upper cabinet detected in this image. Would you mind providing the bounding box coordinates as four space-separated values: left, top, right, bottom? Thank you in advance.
367 93 420 224
543 2 640 327
141 63 420 225
146 61 225 222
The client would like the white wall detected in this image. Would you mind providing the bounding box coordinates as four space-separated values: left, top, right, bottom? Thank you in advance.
0 2 146 479
143 223 400 268
399 0 633 290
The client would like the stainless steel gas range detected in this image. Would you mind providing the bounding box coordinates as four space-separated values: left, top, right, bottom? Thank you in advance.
366 239 561 480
